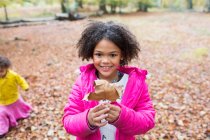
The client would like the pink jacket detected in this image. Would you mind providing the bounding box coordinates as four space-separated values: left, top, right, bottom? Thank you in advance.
62 64 155 140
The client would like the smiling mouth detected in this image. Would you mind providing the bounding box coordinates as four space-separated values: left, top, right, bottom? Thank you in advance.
100 66 113 71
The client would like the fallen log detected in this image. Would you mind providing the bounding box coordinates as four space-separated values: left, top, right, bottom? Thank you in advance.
0 12 86 28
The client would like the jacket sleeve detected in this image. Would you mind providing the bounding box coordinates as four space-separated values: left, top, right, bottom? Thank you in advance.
112 81 155 135
62 76 97 137
16 74 29 90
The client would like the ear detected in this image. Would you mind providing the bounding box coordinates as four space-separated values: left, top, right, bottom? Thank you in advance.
120 59 126 66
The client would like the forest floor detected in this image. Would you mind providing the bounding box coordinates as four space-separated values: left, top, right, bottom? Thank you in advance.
0 11 210 140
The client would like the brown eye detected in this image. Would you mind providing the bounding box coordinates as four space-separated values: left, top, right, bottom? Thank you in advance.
94 53 102 57
110 54 117 57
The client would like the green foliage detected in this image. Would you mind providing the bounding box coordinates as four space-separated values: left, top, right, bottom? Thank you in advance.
161 0 170 8
83 0 98 5
105 0 128 7
159 0 209 9
0 0 8 7
194 0 205 6
0 0 9 7
1 0 209 13
0 0 62 7
132 0 154 12
140 0 153 5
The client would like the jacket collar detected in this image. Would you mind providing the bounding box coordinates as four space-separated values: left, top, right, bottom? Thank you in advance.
80 63 95 73
0 69 11 79
79 63 147 107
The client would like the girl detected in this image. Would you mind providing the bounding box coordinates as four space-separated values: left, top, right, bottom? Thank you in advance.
0 56 32 137
62 21 155 140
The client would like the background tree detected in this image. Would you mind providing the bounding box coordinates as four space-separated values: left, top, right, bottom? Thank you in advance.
187 0 193 9
206 0 210 12
136 0 153 12
0 0 24 21
98 0 128 14
117 0 128 13
0 0 9 21
61 0 70 13
77 0 83 8
99 0 108 14
108 0 118 13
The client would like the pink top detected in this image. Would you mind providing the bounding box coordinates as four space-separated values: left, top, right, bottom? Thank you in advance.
62 64 155 140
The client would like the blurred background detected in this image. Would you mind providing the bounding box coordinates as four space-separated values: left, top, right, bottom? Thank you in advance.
0 0 210 21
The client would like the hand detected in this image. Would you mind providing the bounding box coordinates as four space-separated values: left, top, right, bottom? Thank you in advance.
88 103 110 127
106 104 121 123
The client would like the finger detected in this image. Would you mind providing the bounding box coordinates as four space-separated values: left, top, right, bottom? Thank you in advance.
107 111 120 123
108 109 118 116
88 105 109 126
92 104 104 112
94 107 110 117
109 104 121 112
95 120 108 127
93 113 108 121
107 108 120 118
93 103 109 112
106 113 115 122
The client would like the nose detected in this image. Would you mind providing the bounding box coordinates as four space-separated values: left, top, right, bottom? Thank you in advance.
101 56 109 63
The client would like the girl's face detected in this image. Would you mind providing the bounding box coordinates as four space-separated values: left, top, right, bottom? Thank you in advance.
93 39 122 82
0 68 7 78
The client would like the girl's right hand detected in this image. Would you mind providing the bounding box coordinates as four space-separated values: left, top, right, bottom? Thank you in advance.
87 103 110 127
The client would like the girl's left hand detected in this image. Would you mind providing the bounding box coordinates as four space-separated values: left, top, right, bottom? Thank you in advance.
106 104 121 123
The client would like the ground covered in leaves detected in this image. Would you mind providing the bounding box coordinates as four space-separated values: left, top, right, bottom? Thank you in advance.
0 12 209 140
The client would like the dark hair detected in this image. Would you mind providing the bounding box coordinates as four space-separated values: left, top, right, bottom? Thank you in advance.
77 21 140 65
0 55 11 69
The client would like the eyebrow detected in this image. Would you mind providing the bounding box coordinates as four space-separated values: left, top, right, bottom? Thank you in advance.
94 50 120 53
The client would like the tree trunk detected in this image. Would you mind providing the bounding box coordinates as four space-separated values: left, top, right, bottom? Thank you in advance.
187 0 193 9
99 0 108 14
61 0 68 13
110 4 116 13
138 2 148 12
158 0 162 7
119 0 122 14
4 5 9 21
207 0 210 12
75 0 83 8
78 0 83 8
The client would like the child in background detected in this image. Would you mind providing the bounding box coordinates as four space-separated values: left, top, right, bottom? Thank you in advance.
0 56 32 137
62 21 155 140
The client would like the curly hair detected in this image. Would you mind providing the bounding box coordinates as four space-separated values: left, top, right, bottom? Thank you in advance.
0 55 11 69
77 21 140 65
